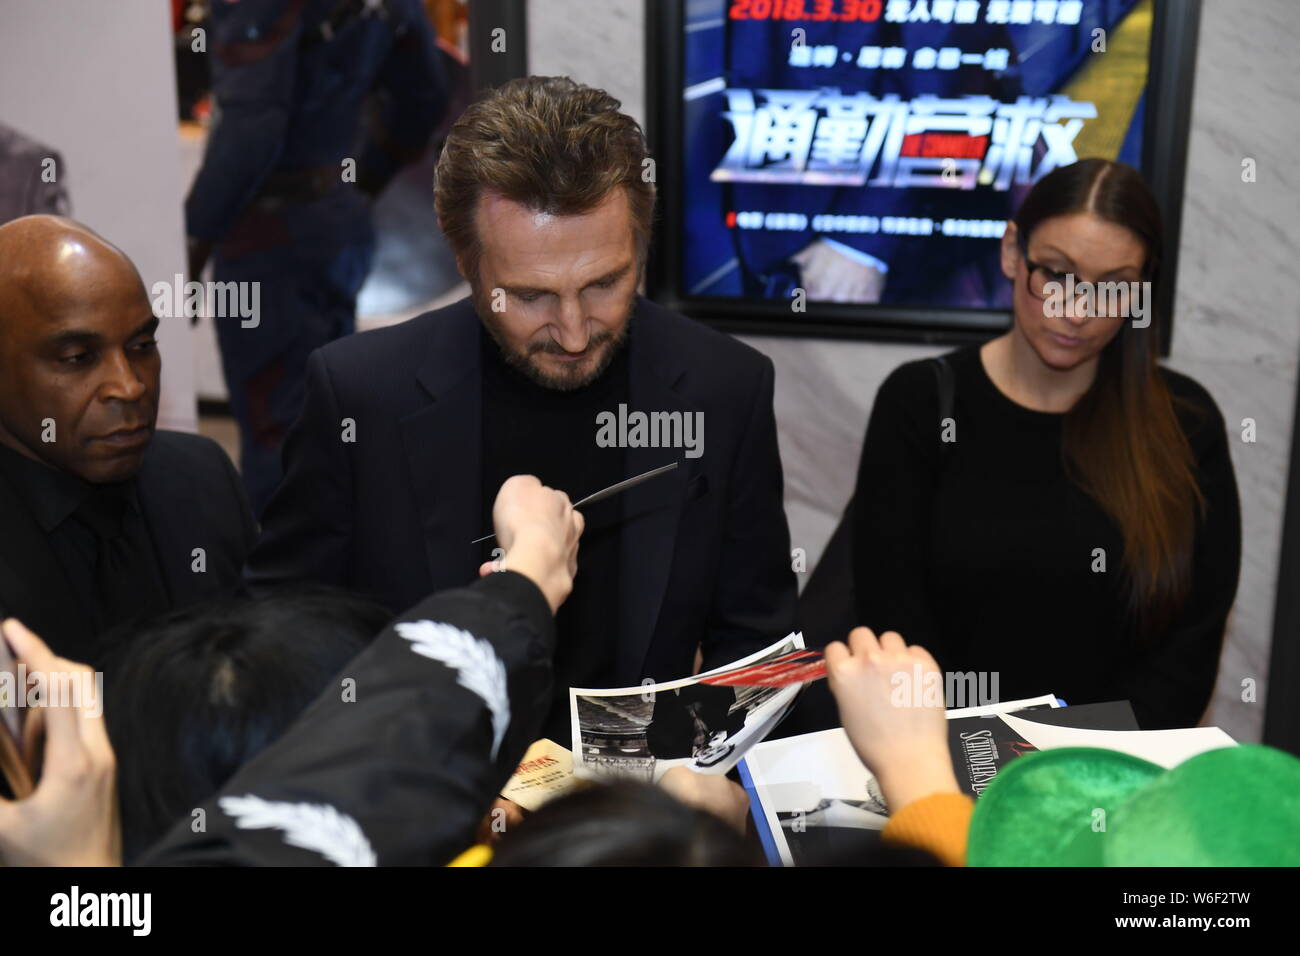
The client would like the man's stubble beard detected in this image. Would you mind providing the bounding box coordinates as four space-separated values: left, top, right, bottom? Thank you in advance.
473 285 636 392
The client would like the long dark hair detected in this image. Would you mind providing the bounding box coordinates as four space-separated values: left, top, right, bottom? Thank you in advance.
1014 158 1203 636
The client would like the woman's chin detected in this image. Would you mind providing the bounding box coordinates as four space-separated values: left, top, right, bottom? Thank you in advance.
1027 333 1099 371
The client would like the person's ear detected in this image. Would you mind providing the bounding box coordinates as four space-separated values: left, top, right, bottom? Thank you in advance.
436 216 467 281
1000 222 1021 282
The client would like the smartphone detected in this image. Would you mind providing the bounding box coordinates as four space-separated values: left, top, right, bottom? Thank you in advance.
0 629 33 798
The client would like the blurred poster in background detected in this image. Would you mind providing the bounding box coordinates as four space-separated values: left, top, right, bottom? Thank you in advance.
175 0 472 402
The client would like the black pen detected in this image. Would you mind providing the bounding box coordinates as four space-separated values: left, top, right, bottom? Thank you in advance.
471 461 679 544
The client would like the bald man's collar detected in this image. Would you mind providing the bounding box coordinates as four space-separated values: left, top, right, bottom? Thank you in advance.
0 440 93 534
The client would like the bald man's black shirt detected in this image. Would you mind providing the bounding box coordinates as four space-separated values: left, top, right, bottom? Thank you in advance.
0 443 169 661
0 431 256 665
479 331 628 744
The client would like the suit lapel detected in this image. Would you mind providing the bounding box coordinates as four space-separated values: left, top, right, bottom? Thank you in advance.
615 301 695 679
402 303 483 590
0 471 91 647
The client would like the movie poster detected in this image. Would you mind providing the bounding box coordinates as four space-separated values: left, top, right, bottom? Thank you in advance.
681 0 1152 316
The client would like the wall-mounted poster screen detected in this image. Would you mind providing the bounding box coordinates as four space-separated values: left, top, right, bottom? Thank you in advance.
646 0 1200 342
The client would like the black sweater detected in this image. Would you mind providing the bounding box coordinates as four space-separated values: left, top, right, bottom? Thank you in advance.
851 345 1241 729
479 332 629 743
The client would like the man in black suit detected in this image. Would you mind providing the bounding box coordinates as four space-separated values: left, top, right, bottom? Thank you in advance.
247 76 798 744
0 216 256 664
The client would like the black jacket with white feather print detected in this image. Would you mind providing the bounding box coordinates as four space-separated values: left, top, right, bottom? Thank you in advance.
141 571 555 866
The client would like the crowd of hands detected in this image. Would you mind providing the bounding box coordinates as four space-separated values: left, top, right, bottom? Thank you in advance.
0 476 960 866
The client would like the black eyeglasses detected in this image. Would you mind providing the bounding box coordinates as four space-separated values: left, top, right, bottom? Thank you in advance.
1016 233 1150 316
1017 234 1068 301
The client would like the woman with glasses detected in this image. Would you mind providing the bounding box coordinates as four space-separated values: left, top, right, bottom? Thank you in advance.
849 158 1241 729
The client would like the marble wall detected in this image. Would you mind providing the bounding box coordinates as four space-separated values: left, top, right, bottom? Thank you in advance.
1162 0 1300 739
527 0 1300 741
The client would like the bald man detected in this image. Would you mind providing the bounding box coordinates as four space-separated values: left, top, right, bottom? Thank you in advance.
0 216 256 663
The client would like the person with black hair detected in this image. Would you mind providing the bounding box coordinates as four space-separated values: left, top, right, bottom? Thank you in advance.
489 776 763 868
101 586 392 862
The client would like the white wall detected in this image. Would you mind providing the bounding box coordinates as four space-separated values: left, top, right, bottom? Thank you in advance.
528 0 1300 741
0 0 195 431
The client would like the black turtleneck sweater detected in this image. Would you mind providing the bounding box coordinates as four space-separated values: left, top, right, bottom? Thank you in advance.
479 331 630 743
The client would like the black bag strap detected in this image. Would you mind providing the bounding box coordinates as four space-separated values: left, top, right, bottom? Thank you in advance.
931 355 956 464
931 355 955 426
794 356 953 694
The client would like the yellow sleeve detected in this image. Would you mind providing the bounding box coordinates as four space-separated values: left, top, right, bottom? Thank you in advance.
447 844 494 867
881 792 975 867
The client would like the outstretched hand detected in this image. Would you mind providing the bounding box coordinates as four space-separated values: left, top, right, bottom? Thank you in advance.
0 618 120 866
824 626 960 813
477 475 584 614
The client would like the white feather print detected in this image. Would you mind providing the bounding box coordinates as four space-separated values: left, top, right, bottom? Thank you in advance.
394 619 510 759
219 794 377 867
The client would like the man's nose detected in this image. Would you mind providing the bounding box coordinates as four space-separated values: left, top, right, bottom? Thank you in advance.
99 349 147 402
550 298 589 353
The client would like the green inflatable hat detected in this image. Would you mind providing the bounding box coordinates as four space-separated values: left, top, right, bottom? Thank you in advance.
967 744 1300 866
